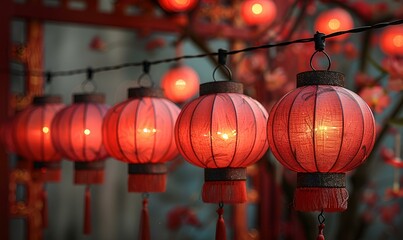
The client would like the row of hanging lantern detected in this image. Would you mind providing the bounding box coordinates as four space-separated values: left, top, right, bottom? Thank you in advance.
3 32 380 240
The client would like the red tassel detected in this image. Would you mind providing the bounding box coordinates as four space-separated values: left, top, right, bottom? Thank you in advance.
202 180 246 204
215 206 227 240
128 174 166 193
75 169 104 185
317 223 325 240
294 187 348 212
41 187 48 228
139 197 150 240
84 186 91 235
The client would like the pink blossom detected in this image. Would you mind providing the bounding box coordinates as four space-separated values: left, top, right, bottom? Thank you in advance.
359 86 391 113
89 36 107 51
382 57 403 91
380 203 400 224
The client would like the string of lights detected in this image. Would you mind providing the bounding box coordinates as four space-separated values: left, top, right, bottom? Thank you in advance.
11 19 403 78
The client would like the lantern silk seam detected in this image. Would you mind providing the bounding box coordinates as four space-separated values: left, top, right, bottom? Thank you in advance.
226 95 239 167
69 106 81 160
116 101 130 161
327 89 346 172
93 103 108 160
41 107 46 161
312 85 319 172
159 99 176 160
134 100 141 162
209 95 219 168
83 104 88 160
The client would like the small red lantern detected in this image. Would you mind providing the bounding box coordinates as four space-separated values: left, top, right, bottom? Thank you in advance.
12 96 65 182
314 8 353 41
380 25 403 56
158 0 198 12
241 0 277 26
161 64 199 103
51 93 109 234
103 86 180 239
267 71 376 212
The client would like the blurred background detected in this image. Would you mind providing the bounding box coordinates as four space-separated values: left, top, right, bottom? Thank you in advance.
1 0 403 239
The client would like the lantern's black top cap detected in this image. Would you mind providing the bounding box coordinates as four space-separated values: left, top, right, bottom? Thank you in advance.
33 95 62 105
199 81 243 96
74 93 105 103
128 87 164 98
297 71 345 88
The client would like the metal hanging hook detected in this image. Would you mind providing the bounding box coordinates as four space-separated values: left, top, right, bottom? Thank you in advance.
137 61 154 87
81 67 97 93
212 49 233 82
310 32 332 71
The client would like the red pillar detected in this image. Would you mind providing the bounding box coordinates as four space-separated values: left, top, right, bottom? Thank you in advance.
0 0 13 239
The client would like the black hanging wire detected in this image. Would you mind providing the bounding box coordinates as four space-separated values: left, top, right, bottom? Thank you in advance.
10 19 403 78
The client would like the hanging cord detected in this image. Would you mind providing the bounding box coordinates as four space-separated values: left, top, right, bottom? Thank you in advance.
83 185 92 235
41 183 48 229
81 67 97 93
137 61 154 87
12 19 403 78
309 32 331 71
212 49 232 82
316 210 326 240
139 193 150 240
215 201 227 240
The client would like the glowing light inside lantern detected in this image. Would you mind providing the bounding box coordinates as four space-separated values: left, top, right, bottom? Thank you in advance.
393 35 403 47
175 79 187 90
175 0 190 5
252 3 263 15
42 127 50 134
216 130 237 140
84 129 91 135
328 19 341 30
142 128 157 134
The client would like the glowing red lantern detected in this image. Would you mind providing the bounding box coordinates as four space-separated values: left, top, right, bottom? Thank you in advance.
161 64 199 103
12 96 65 182
314 8 353 41
158 0 198 12
51 93 109 234
175 81 269 204
103 87 180 192
241 0 277 26
267 71 376 212
380 25 403 56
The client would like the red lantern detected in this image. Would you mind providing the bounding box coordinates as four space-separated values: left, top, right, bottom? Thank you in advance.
314 8 353 41
12 96 65 182
241 0 277 26
161 64 199 103
380 25 403 56
175 81 268 203
267 71 376 212
51 93 109 235
103 87 180 240
158 0 198 12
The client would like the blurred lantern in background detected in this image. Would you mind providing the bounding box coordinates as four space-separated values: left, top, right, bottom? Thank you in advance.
161 64 199 104
175 50 268 239
11 95 65 228
158 0 198 12
314 8 353 41
267 70 376 212
51 93 109 235
241 0 277 26
103 82 180 239
380 25 403 56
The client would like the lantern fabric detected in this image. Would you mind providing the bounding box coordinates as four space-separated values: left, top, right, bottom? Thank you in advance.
380 25 403 56
161 64 199 103
51 93 109 185
314 8 353 41
12 96 65 182
267 71 376 212
103 87 180 192
175 81 269 204
158 0 198 12
241 0 277 26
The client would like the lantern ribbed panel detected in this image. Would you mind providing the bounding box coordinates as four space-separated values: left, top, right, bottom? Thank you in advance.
51 103 109 162
175 93 268 168
13 102 64 162
103 97 180 164
268 85 376 173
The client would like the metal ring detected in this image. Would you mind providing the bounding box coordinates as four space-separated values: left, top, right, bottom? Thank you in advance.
212 64 232 82
309 50 331 71
317 210 325 224
142 192 150 199
81 80 97 93
136 73 154 87
218 201 224 208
